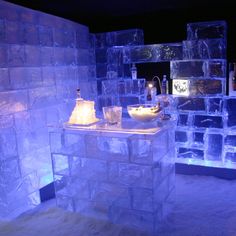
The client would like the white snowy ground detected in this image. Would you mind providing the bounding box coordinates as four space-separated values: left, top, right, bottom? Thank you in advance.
1 174 236 236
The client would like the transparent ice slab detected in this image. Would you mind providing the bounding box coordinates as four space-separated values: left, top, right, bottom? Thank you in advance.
123 43 182 64
175 97 205 112
207 97 223 114
177 147 204 160
193 114 223 129
187 21 227 40
94 29 144 48
172 78 225 96
183 38 226 59
225 98 236 129
205 133 223 161
171 59 226 79
51 120 175 233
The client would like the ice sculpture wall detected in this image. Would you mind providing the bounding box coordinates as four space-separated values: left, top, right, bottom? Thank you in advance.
171 21 233 168
102 20 235 168
0 0 96 218
93 29 145 110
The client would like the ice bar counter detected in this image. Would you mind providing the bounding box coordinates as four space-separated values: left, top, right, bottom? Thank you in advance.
49 119 175 234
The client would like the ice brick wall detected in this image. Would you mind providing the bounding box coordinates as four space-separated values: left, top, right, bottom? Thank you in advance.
94 29 144 80
93 29 145 110
171 21 231 167
50 122 175 234
123 43 182 64
0 0 95 218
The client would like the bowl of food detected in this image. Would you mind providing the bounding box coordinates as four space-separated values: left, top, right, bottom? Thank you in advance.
127 104 162 122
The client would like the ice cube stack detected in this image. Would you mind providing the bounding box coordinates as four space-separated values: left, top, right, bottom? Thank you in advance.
172 21 234 166
94 30 147 110
50 120 175 234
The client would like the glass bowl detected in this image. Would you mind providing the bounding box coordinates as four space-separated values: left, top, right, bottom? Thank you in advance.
127 104 162 122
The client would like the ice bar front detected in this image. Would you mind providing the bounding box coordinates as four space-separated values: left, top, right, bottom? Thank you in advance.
49 119 175 234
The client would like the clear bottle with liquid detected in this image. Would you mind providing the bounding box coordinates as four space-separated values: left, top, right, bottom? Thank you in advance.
76 88 83 100
131 63 137 80
161 75 169 94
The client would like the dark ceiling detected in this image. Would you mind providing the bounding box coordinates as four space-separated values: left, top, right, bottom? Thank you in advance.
4 0 236 60
4 0 234 15
5 0 236 25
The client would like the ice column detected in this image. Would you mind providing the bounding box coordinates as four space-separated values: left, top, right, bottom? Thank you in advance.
172 21 228 165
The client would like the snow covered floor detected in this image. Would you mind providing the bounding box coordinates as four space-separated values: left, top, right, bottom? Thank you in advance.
1 174 236 236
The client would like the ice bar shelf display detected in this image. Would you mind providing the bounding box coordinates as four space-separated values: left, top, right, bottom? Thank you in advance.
49 119 175 234
175 96 236 167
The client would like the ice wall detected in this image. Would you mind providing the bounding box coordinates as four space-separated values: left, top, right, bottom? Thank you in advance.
93 29 145 110
171 21 232 167
102 20 235 169
0 0 96 218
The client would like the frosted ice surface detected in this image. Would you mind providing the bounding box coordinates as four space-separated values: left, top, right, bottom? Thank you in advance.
132 188 154 212
225 98 236 128
177 113 189 126
175 130 188 143
178 147 204 159
94 29 144 48
176 97 205 111
97 136 129 160
123 43 182 64
187 21 227 40
192 132 204 146
173 78 225 96
90 182 130 206
171 59 226 79
193 115 223 129
102 80 118 95
108 162 153 188
207 97 223 114
225 135 236 147
225 152 236 163
0 128 17 160
130 138 152 162
205 133 223 161
97 95 120 111
183 38 226 59
52 154 69 175
79 158 107 181
119 95 144 108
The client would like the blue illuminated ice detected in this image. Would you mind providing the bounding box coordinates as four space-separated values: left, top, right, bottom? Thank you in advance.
176 97 205 111
225 98 236 128
171 59 226 79
183 38 226 59
94 29 144 48
178 147 204 160
175 130 188 143
173 78 225 96
51 122 175 233
193 115 223 129
207 97 223 114
187 21 227 40
205 133 223 161
177 113 189 127
123 43 182 64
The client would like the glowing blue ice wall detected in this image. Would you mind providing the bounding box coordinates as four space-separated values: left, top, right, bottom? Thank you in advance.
103 21 235 169
94 29 144 80
92 29 145 110
0 0 96 218
171 21 233 168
